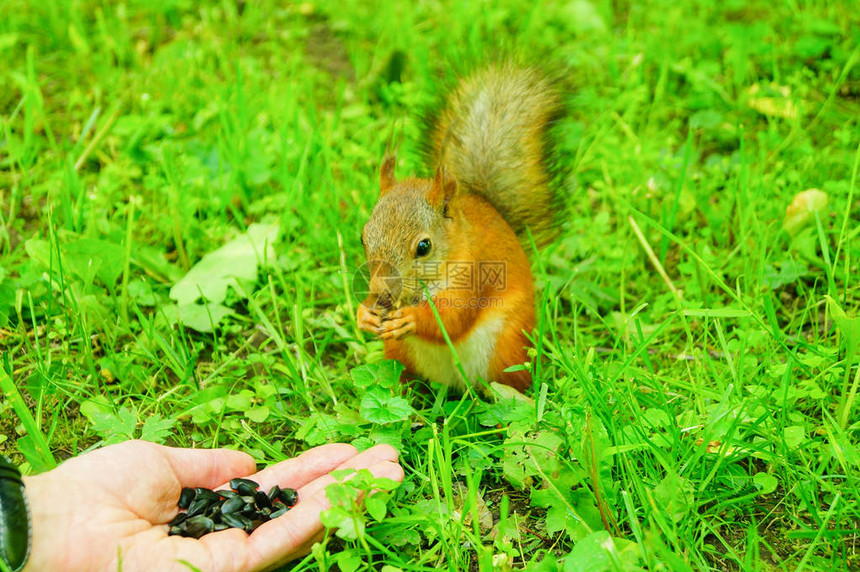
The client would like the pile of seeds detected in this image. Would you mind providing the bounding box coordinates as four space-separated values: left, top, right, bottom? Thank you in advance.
168 477 299 538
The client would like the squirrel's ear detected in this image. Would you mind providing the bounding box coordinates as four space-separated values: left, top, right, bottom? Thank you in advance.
380 155 397 197
429 166 458 213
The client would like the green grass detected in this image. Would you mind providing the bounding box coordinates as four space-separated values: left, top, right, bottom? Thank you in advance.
2 0 859 570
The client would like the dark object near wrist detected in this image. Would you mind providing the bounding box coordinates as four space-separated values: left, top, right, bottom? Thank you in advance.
0 455 30 572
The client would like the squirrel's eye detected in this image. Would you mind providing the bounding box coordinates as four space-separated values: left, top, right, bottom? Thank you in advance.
416 238 432 257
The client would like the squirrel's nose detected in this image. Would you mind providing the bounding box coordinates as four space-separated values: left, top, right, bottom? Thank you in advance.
368 261 402 306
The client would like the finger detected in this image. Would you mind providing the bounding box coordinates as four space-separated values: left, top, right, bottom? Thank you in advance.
242 459 404 571
380 323 413 340
297 444 401 501
221 443 359 492
288 530 326 561
162 446 257 489
366 306 383 319
358 312 381 331
195 527 326 572
357 304 383 328
395 327 415 340
377 320 397 335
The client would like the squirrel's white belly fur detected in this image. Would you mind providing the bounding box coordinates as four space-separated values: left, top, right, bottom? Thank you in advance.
404 314 506 391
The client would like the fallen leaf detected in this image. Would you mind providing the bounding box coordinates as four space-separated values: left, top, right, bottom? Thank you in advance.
783 189 828 236
175 302 234 333
451 482 494 536
170 222 279 305
748 83 799 119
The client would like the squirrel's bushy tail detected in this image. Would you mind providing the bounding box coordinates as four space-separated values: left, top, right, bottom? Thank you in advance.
425 63 564 247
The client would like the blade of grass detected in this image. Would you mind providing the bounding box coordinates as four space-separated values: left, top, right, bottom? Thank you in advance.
0 365 56 470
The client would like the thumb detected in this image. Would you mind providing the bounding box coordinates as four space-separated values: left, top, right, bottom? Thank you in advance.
161 445 257 489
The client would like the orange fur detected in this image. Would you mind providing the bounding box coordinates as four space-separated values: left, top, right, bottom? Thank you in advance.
358 65 563 393
369 192 535 391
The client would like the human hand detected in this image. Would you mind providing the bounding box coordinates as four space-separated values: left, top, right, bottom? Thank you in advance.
23 440 403 572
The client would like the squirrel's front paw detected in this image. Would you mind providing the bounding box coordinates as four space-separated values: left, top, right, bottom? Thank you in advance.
357 303 383 333
379 309 416 341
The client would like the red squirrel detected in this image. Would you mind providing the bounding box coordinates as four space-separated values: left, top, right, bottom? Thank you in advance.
357 64 564 393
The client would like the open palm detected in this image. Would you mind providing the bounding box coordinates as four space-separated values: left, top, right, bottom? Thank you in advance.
23 440 403 571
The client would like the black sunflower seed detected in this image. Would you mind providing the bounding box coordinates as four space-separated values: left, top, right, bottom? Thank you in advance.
278 488 298 507
186 497 211 518
178 487 196 509
222 512 253 532
204 499 224 517
171 477 296 538
255 490 272 510
229 478 259 496
194 488 221 503
220 494 245 514
183 515 215 539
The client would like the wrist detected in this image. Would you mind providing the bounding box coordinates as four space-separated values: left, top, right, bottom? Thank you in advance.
0 455 31 572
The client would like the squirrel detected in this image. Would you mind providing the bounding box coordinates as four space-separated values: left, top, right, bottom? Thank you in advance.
356 64 564 393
